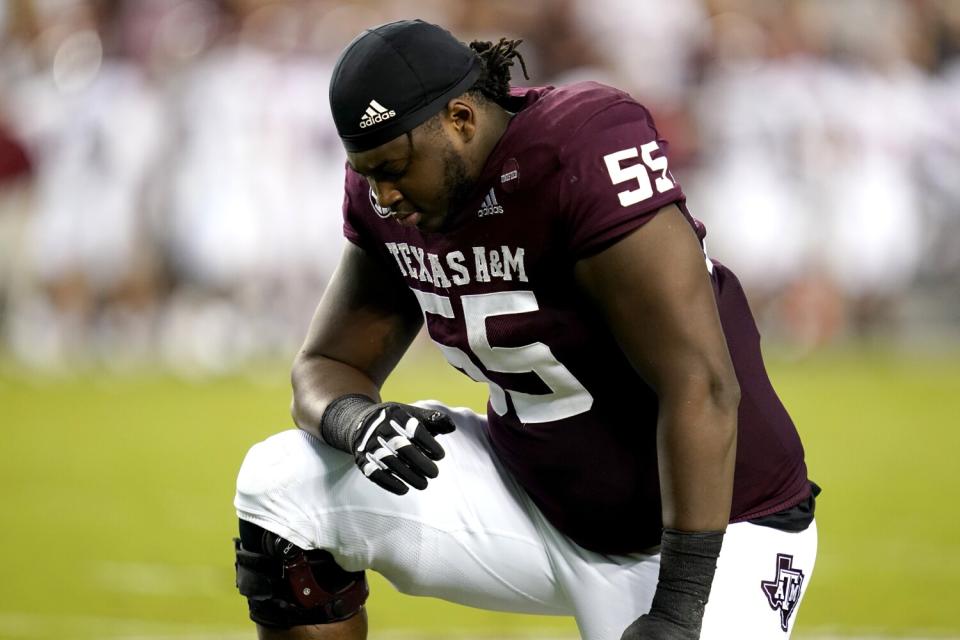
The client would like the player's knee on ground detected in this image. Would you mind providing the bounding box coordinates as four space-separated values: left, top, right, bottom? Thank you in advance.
235 519 369 628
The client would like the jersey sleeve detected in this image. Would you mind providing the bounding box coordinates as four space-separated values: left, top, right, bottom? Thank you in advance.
557 100 684 258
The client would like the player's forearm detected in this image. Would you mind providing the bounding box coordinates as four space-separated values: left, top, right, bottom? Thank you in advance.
291 353 381 441
656 375 739 532
290 243 424 441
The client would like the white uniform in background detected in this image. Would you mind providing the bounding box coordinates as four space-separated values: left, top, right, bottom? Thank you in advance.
10 60 164 292
814 62 928 298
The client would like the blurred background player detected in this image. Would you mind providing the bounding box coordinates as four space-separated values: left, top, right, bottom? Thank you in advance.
1 0 960 372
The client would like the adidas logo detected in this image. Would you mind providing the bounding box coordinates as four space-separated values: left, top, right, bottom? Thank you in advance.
359 100 396 128
478 188 504 217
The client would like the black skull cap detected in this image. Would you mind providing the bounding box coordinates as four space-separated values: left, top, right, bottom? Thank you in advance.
329 19 482 152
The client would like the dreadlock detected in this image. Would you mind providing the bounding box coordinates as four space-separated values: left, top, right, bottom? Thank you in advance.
468 38 530 106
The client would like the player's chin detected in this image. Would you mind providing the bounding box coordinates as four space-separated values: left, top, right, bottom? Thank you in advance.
416 211 447 232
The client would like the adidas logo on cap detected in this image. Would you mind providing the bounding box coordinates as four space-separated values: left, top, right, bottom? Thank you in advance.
478 188 504 217
359 99 397 128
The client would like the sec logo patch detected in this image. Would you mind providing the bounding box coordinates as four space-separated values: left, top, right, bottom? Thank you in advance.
500 157 519 193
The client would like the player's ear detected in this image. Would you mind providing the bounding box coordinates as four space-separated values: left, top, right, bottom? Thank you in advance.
445 98 476 142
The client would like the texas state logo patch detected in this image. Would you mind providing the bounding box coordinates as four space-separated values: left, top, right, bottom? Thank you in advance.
761 553 805 632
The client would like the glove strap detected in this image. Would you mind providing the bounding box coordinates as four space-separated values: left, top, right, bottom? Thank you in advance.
319 394 376 453
648 529 725 632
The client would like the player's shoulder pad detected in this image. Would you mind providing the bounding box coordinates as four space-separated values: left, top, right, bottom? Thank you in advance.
531 81 646 143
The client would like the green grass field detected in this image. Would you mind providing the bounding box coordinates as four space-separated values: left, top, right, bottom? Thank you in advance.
1 346 959 639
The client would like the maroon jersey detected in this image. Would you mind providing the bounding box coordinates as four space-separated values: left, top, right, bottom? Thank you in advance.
343 82 810 554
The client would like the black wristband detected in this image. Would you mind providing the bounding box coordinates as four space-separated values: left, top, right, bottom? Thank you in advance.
319 394 376 453
648 529 725 632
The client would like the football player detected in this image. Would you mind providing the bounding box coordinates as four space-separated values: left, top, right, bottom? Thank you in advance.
234 20 819 640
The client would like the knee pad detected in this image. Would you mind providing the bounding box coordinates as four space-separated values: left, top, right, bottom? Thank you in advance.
234 519 368 628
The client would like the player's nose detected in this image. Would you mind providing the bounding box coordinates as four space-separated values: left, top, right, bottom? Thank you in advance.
371 180 403 211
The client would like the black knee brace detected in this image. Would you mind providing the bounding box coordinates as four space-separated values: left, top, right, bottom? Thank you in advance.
234 519 368 628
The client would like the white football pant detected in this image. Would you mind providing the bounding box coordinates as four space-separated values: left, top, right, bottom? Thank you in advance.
235 402 817 639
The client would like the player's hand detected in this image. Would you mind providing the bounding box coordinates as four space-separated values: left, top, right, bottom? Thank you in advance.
351 403 455 495
620 614 699 640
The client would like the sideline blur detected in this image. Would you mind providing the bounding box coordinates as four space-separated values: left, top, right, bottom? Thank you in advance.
1 0 958 373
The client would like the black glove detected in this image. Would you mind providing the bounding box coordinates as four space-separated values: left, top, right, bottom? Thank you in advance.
620 529 725 640
320 395 455 495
